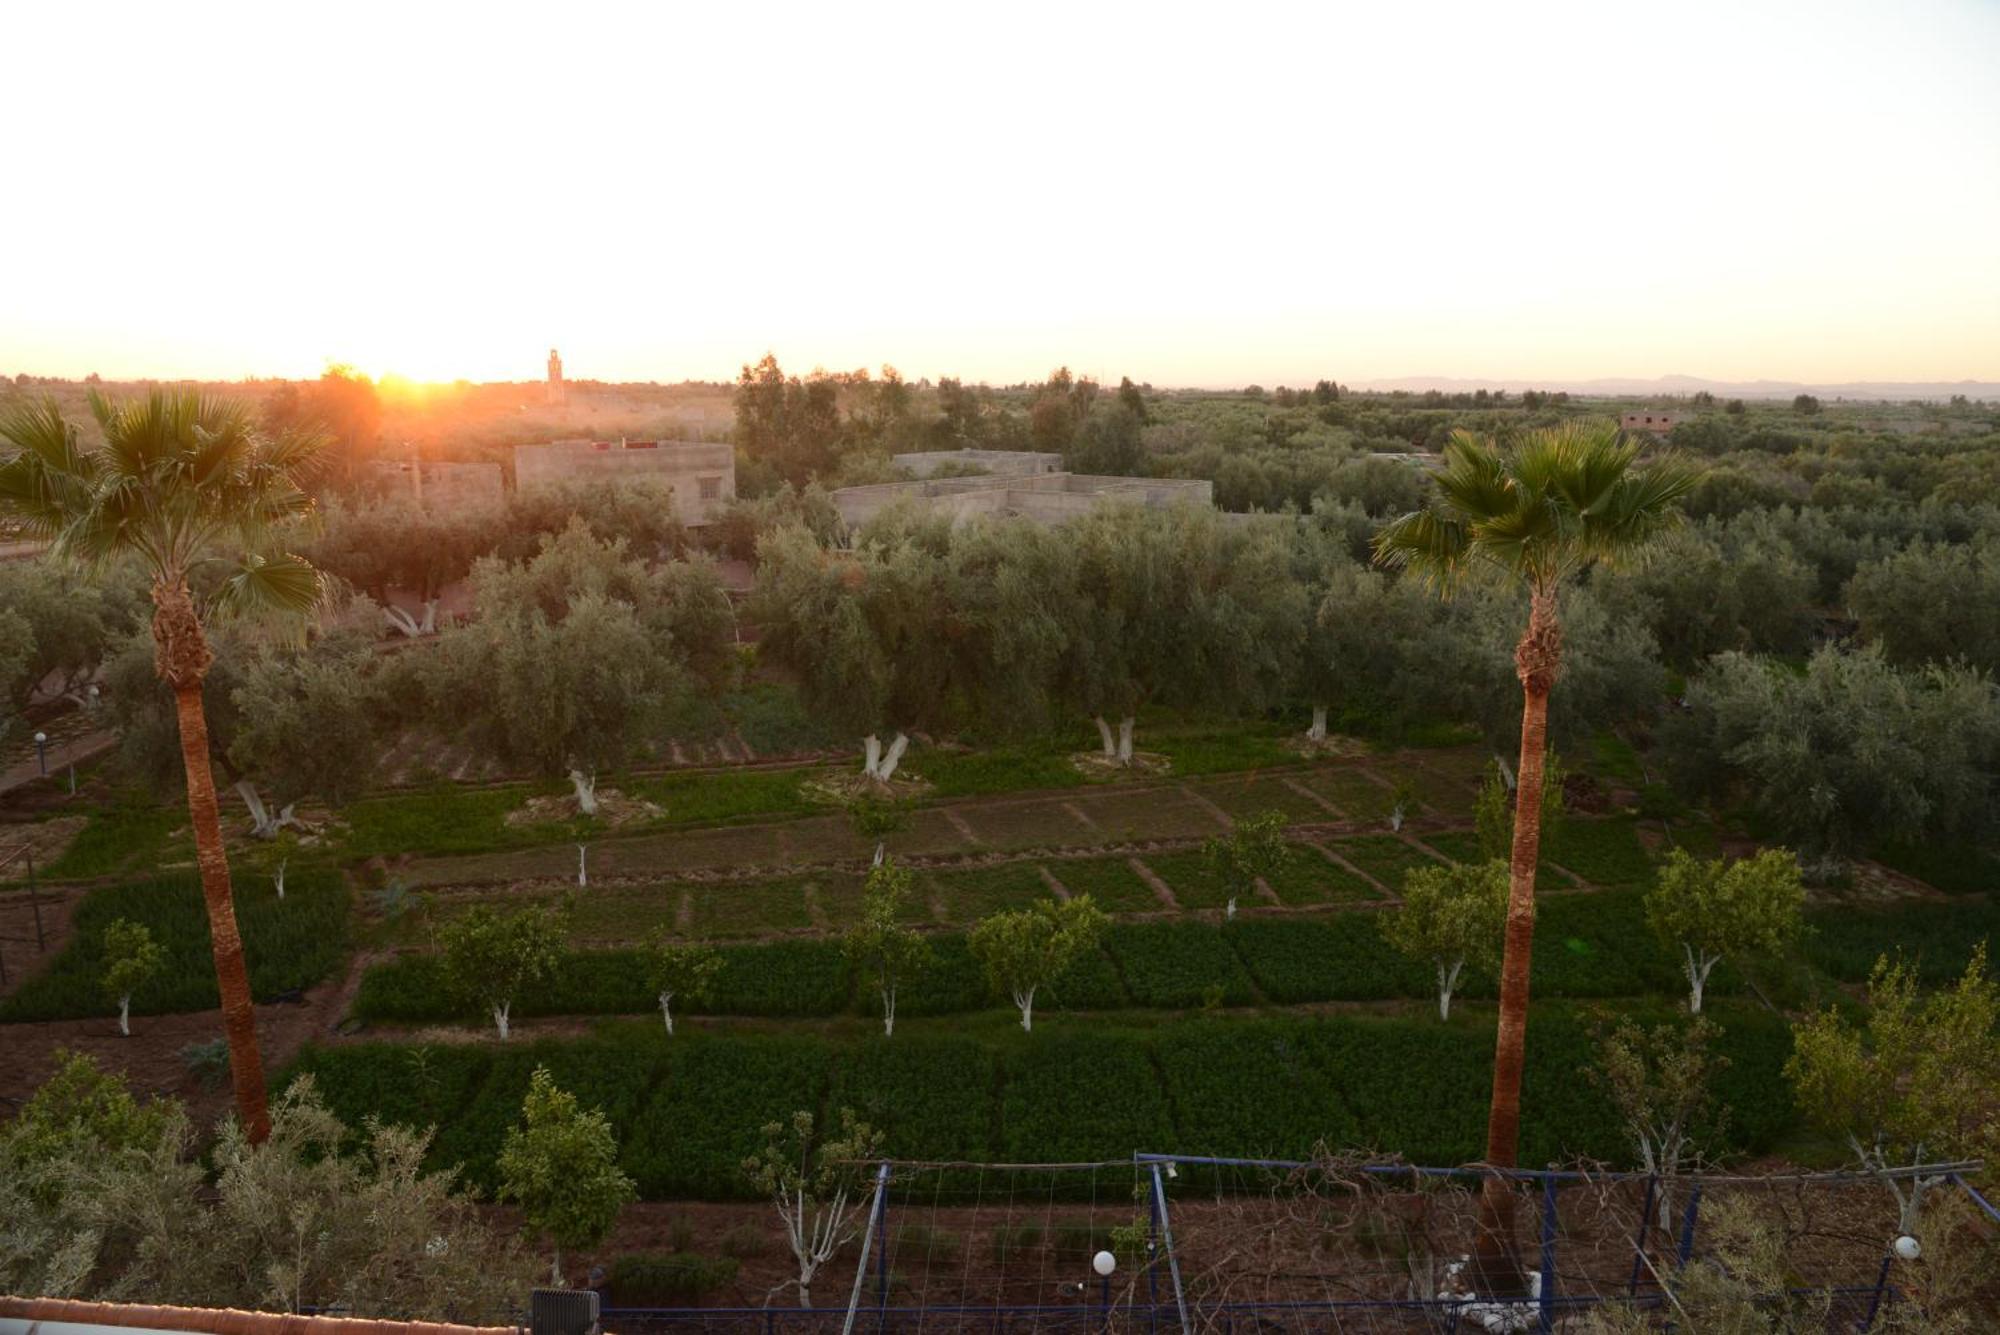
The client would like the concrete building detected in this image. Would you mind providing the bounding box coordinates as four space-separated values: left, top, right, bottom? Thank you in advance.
832 471 1212 529
371 458 505 509
1620 411 1682 434
890 448 1063 478
513 437 736 525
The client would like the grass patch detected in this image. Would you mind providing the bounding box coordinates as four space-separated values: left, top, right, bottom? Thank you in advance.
1550 818 1656 887
1137 851 1234 911
39 798 184 879
1870 840 2000 897
630 768 814 825
1 871 351 1022
1103 921 1257 1008
1045 856 1166 912
1264 845 1382 905
1804 896 2000 985
1330 835 1442 890
929 862 1057 922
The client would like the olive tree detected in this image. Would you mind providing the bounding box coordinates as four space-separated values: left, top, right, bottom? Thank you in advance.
745 1108 883 1308
1378 861 1506 1020
1645 848 1804 1013
438 901 568 1039
225 647 382 836
842 860 932 1036
1785 945 1999 1235
1202 809 1291 919
101 918 164 1037
750 519 958 782
496 1066 636 1285
1592 1016 1729 1230
968 896 1109 1032
642 930 721 1036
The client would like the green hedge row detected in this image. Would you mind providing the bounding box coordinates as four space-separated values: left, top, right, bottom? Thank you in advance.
350 888 1708 1026
0 872 351 1022
283 1003 1797 1202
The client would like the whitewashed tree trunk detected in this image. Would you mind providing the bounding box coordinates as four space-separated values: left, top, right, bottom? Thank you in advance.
419 599 438 634
872 841 886 868
568 769 598 816
1389 801 1407 833
119 994 131 1036
1494 753 1517 790
236 781 278 838
1437 959 1464 1021
882 984 896 1037
273 858 287 900
577 843 589 887
1117 717 1136 765
875 732 910 782
1225 895 1238 920
659 991 675 1036
863 734 883 778
1308 705 1329 742
1684 945 1719 1014
1094 716 1117 758
493 1002 511 1040
382 604 438 639
1014 987 1036 1032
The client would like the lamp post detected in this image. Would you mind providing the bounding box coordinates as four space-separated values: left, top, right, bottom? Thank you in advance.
33 731 47 777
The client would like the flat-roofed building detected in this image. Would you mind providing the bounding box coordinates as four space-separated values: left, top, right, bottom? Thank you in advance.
832 471 1212 529
370 458 505 508
1620 411 1683 434
890 448 1063 478
513 437 735 525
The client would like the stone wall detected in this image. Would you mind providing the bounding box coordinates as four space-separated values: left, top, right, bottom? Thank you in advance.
890 449 1064 479
831 471 1212 529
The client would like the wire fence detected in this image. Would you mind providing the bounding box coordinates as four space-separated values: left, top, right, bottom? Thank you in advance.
602 1155 1996 1333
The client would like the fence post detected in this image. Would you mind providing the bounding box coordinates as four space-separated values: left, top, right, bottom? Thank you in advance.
875 1163 892 1325
1674 1182 1704 1269
1859 1253 1894 1332
839 1161 891 1335
1149 1163 1191 1335
1537 1177 1558 1335
1145 1163 1161 1335
1627 1175 1657 1295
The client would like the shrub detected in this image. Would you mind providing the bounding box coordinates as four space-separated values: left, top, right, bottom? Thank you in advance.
1803 897 2000 985
1551 818 1657 887
1104 921 1256 1008
1225 916 1429 1002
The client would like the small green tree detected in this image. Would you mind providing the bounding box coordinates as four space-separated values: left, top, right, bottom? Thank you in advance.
967 896 1109 1032
496 1066 635 1285
102 918 165 1037
1202 809 1291 920
1645 848 1805 1013
1785 945 1999 1234
642 930 721 1037
1379 861 1506 1020
842 860 933 1036
1473 753 1566 862
847 796 908 868
437 901 569 1040
1593 1016 1729 1230
744 1108 883 1307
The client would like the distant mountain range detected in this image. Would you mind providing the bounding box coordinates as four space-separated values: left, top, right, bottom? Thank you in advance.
1355 374 1999 401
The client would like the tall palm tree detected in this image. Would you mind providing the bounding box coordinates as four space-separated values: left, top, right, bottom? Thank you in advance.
0 390 325 1142
1374 421 1695 1287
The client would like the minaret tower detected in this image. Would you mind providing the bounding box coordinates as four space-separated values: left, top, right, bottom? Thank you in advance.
546 348 566 406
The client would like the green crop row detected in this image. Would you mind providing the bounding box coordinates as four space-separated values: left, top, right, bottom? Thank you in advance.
0 872 351 1022
352 886 1979 1027
283 1003 1796 1203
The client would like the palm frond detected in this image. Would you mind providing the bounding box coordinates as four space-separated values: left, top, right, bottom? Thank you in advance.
1372 508 1471 592
210 552 324 630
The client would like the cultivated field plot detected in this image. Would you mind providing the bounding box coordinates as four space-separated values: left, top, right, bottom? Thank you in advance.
1185 772 1337 823
1074 787 1232 842
1042 855 1166 911
952 795 1106 850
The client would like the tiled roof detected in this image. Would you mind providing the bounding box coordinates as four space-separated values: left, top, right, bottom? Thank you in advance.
0 1298 515 1335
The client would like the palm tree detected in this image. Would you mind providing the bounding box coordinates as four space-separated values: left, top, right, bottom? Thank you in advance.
1374 421 1694 1288
0 390 325 1142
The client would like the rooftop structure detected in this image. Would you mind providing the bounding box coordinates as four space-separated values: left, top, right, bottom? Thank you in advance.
545 348 564 406
831 470 1212 529
513 438 735 525
890 448 1063 479
1619 410 1682 434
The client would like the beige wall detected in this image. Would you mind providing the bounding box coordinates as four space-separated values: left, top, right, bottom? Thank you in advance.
891 449 1064 478
831 472 1213 529
513 439 736 525
371 460 505 509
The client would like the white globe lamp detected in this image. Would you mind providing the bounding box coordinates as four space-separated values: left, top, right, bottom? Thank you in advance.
1894 1235 1921 1262
1092 1250 1117 1277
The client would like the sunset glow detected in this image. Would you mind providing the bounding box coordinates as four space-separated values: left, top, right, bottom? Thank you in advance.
3 0 1996 386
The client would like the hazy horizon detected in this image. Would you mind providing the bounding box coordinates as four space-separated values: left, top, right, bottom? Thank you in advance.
4 0 1996 388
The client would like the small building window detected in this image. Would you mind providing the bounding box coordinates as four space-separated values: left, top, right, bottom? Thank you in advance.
698 476 721 501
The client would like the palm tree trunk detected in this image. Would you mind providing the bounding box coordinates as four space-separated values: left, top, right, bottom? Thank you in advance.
1473 589 1562 1294
155 579 271 1143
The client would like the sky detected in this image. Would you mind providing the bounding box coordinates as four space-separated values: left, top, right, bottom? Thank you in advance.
3 0 1997 388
